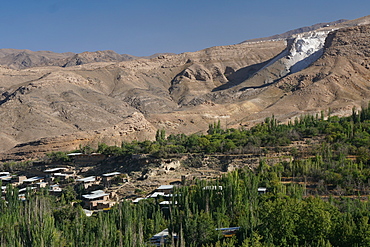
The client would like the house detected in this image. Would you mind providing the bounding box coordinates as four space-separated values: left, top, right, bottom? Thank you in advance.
258 187 267 194
0 174 12 184
102 172 121 187
11 176 27 186
215 227 240 237
82 190 110 209
145 185 177 199
150 229 177 246
83 209 94 217
19 187 37 193
23 177 44 185
43 167 75 182
147 192 166 198
96 201 116 210
102 172 121 178
53 172 73 180
43 167 68 174
155 185 175 195
132 197 145 203
159 201 177 205
76 176 100 189
49 184 62 195
203 186 223 191
18 193 26 201
35 182 48 188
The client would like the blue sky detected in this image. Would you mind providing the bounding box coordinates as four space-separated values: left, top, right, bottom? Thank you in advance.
0 0 368 56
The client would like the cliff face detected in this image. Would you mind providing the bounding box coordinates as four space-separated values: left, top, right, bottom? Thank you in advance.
0 17 370 160
255 24 370 121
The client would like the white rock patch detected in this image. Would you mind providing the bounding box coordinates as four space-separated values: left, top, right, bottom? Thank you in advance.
286 31 330 73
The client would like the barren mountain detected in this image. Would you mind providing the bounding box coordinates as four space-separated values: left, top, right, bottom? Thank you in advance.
0 49 175 70
0 15 370 160
0 49 74 70
62 50 137 67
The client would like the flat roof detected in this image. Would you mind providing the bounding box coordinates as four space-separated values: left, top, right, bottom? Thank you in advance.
132 198 145 203
216 227 241 231
151 228 177 239
0 172 10 175
83 209 94 217
44 167 67 173
76 176 95 182
53 173 69 177
67 152 83 156
91 190 105 194
49 187 62 192
156 185 174 190
203 186 223 190
159 201 177 205
82 193 109 200
67 152 103 156
19 187 37 192
102 172 121 177
23 177 43 183
148 192 165 198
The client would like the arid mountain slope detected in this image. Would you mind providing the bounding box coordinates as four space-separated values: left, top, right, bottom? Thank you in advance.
0 49 138 70
0 49 74 70
0 16 370 160
0 49 175 70
0 40 285 159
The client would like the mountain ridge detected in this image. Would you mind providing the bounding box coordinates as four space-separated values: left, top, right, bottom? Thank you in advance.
241 19 348 43
0 16 369 160
0 48 176 70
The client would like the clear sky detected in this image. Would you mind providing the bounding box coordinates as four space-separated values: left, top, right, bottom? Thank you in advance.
0 0 368 56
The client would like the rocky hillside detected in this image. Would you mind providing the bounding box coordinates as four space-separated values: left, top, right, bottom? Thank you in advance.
0 15 369 160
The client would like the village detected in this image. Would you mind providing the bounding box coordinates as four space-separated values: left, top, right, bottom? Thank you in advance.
0 152 185 214
0 151 268 245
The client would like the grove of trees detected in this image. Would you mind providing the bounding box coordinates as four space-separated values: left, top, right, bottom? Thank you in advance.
3 104 370 246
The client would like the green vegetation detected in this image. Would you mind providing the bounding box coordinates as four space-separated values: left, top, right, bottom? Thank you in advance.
3 104 370 246
2 168 370 246
64 104 370 162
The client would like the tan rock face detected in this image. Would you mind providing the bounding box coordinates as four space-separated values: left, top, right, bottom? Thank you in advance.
0 16 370 160
262 24 370 121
